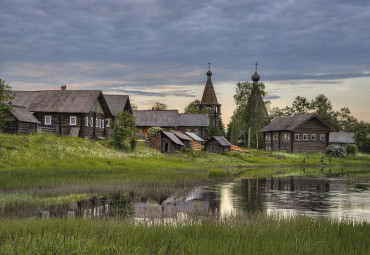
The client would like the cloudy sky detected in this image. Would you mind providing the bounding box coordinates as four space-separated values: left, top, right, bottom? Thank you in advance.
1 0 369 124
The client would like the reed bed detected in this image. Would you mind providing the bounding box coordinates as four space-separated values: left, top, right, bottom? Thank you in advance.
0 214 368 254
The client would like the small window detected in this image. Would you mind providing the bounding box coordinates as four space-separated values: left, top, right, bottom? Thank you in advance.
106 120 110 127
311 134 316 140
70 116 77 126
44 116 52 125
320 134 325 141
96 119 98 127
90 117 93 127
303 134 308 140
102 120 104 128
85 117 89 127
284 133 290 140
295 134 299 140
99 119 102 128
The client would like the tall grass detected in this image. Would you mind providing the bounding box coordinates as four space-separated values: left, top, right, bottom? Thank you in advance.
0 214 368 254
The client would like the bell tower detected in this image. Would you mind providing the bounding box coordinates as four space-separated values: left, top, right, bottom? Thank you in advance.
199 63 221 137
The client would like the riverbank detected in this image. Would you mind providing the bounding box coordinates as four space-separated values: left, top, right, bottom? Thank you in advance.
1 215 369 255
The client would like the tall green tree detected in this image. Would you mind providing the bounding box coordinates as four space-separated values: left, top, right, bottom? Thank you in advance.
111 111 137 151
0 79 15 129
183 99 209 114
353 121 370 153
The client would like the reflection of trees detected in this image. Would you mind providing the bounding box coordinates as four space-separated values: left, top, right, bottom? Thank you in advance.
108 192 134 218
233 179 265 212
205 187 221 214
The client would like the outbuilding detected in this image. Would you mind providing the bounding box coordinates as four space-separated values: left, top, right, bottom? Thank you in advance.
3 105 40 134
185 132 204 151
204 136 232 153
147 131 185 153
329 132 355 147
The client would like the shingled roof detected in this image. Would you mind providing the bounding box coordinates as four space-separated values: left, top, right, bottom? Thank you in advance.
261 114 334 132
133 110 209 128
201 71 219 105
170 130 192 141
205 136 232 147
177 114 210 127
329 132 355 144
12 90 112 116
9 106 40 124
104 95 131 115
162 131 184 146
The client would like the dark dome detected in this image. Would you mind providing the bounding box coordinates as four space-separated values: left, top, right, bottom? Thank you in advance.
251 72 260 82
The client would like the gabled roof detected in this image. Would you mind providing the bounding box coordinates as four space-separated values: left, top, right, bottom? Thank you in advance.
162 131 184 146
9 106 40 124
170 130 192 141
12 90 112 116
104 95 131 115
177 114 210 127
261 114 334 132
185 132 204 142
133 110 179 127
204 136 232 147
329 132 355 144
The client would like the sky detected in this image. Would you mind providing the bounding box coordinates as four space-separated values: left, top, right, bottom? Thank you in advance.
1 0 369 124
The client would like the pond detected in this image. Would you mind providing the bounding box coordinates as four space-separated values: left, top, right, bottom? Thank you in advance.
35 175 370 222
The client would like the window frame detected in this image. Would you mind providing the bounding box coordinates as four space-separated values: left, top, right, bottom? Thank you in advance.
70 116 77 126
303 134 308 141
295 134 299 140
99 119 102 128
44 115 52 125
90 117 94 127
102 120 104 128
85 117 89 127
311 134 316 140
320 134 325 141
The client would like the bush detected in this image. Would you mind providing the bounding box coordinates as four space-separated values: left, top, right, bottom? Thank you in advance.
147 126 162 140
111 111 136 151
345 144 358 156
325 145 347 158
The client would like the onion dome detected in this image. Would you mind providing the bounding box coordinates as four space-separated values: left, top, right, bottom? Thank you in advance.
251 71 260 82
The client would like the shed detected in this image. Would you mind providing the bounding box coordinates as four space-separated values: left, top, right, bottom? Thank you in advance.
170 130 192 148
204 136 232 153
185 132 204 151
147 131 185 153
3 105 40 134
329 132 355 147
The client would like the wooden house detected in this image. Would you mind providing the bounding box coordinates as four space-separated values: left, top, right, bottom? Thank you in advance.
103 94 132 135
133 110 209 140
11 90 112 138
185 132 204 151
147 131 185 153
170 130 192 148
329 132 355 147
261 114 334 153
204 136 232 153
2 105 40 134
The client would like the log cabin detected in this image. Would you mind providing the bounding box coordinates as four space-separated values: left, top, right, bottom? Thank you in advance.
2 105 40 134
203 136 232 153
262 114 335 153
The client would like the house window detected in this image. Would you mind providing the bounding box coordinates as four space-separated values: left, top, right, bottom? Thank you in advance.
96 119 98 127
295 134 299 140
44 116 52 125
70 116 77 126
311 134 316 140
303 134 308 140
320 134 325 141
265 134 270 141
284 133 290 140
85 117 89 127
106 120 110 127
102 120 104 128
99 119 102 128
90 117 93 127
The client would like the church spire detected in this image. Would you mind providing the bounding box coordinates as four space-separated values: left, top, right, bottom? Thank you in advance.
201 63 218 104
251 62 260 82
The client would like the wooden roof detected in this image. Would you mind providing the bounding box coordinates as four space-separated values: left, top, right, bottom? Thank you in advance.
201 72 219 105
261 114 334 132
9 106 40 124
162 131 184 146
204 136 232 147
104 95 131 115
133 110 209 128
329 132 355 144
12 90 112 116
170 130 192 141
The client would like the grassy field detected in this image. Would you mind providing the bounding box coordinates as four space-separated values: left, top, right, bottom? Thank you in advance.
0 215 369 255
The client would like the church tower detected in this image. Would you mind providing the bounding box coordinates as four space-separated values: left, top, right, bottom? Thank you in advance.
199 63 221 137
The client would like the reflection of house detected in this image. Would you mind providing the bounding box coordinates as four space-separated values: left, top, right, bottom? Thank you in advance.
204 136 232 153
133 110 209 139
262 114 334 153
329 132 355 147
3 105 40 134
147 131 185 153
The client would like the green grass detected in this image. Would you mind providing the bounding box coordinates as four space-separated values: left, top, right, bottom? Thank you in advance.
0 215 368 254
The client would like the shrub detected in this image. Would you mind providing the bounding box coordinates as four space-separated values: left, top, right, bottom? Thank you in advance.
147 126 162 140
325 145 347 158
111 111 136 151
345 144 358 156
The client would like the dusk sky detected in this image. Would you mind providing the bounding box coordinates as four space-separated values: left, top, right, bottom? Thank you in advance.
1 0 369 124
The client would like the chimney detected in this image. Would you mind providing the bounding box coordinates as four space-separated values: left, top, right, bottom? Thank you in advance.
61 85 67 90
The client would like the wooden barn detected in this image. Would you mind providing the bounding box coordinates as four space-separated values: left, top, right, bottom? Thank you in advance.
170 130 192 148
133 110 209 140
147 131 185 153
262 114 334 153
329 132 355 147
2 105 40 134
204 136 232 153
185 132 204 151
11 89 112 138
